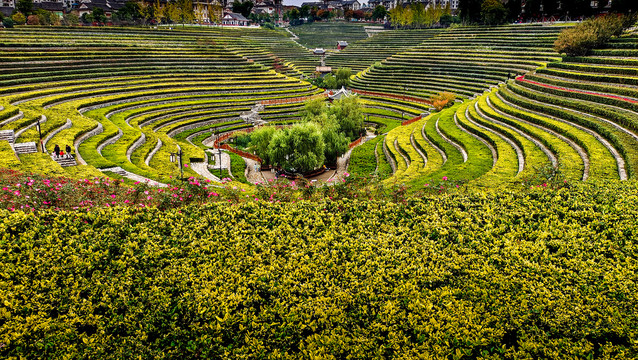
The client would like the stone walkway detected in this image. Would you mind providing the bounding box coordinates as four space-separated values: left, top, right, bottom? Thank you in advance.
190 162 220 182
100 167 167 187
206 149 231 170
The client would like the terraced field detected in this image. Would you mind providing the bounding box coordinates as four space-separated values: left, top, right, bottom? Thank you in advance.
357 27 638 187
2 23 638 189
0 26 323 184
289 22 369 49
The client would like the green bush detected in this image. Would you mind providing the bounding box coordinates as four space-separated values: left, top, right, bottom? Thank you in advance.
2 183 638 358
554 14 627 56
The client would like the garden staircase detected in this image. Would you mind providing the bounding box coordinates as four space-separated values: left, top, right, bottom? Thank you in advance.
241 103 266 126
52 155 77 167
13 142 38 155
0 130 15 144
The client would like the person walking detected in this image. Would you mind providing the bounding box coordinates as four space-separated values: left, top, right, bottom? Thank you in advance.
65 145 72 158
53 144 60 158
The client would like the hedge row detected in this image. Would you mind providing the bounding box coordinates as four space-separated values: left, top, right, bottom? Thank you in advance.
13 185 637 358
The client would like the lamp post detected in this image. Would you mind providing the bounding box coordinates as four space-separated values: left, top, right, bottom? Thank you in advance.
169 149 183 181
36 118 44 153
215 130 222 177
218 148 222 177
403 85 407 101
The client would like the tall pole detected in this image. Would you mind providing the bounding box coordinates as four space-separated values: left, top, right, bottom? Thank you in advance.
36 119 44 153
179 150 184 181
218 148 222 177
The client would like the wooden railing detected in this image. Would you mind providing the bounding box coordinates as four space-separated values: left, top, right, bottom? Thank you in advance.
402 114 423 126
213 127 262 162
349 136 364 149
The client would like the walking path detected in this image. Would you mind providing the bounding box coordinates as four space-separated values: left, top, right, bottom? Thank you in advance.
100 167 167 187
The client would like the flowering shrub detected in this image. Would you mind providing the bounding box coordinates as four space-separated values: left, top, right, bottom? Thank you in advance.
421 175 467 195
1 182 638 358
0 169 231 211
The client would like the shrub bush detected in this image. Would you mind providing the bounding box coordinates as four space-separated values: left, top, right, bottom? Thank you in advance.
554 14 628 56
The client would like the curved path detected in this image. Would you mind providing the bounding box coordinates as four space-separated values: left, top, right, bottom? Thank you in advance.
421 122 447 165
466 107 524 175
501 90 627 180
476 102 558 168
410 131 428 168
394 139 410 168
435 117 467 163
454 112 497 169
486 96 589 181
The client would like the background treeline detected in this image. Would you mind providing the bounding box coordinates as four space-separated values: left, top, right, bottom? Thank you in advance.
460 0 638 24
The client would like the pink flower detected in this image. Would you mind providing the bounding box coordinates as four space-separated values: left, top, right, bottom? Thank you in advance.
184 164 189 168
442 176 448 181
110 194 116 199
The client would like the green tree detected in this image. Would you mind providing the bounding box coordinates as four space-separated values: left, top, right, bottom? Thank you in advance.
300 4 310 18
459 0 482 23
481 0 507 25
328 96 364 140
63 13 80 25
411 2 425 28
554 14 627 56
322 74 337 89
166 2 181 23
16 0 33 16
12 12 26 25
3 18 14 27
321 118 349 164
179 0 194 25
335 68 351 88
250 126 276 164
81 12 93 23
92 8 108 23
371 5 386 21
114 1 141 23
232 0 253 17
302 97 328 121
288 7 300 21
268 123 325 173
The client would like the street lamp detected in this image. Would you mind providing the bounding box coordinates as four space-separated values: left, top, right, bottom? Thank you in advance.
214 130 222 177
169 149 183 181
218 147 222 177
36 119 44 153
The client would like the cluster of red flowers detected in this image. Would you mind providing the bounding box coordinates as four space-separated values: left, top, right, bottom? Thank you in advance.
0 168 229 211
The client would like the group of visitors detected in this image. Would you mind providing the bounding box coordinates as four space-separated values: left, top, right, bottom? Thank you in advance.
53 144 73 158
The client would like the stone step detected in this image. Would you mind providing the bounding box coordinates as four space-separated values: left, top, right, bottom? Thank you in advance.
52 155 77 167
0 130 15 144
13 142 38 154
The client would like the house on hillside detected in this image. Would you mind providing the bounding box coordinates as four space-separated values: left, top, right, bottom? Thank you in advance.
336 41 348 50
1 0 14 17
253 0 276 15
222 12 250 26
341 0 360 10
33 1 64 18
75 0 127 18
